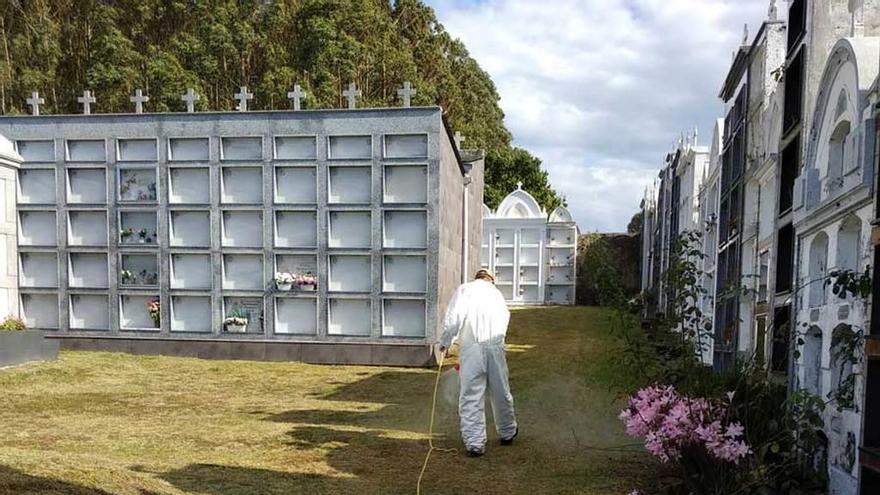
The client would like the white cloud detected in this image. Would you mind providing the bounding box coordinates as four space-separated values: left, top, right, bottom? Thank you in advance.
428 0 774 231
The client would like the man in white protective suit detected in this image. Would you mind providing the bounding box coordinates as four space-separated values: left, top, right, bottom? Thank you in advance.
439 269 518 457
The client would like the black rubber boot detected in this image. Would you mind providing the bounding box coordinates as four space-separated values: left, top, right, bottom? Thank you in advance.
500 427 518 446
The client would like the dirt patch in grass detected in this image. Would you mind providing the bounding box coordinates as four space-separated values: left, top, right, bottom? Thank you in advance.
0 306 657 494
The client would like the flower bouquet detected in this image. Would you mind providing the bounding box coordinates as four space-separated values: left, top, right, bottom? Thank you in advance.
296 272 317 291
224 309 249 333
146 298 160 327
274 272 295 291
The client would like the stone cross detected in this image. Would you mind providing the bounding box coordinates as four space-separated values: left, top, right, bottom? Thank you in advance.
77 90 96 115
181 88 200 113
397 81 416 107
454 131 465 150
768 0 777 21
26 91 44 116
516 181 523 190
287 85 305 111
234 86 253 112
742 24 749 45
342 82 361 109
130 89 149 114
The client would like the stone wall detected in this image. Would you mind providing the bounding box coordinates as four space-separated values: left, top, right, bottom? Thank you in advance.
0 138 21 319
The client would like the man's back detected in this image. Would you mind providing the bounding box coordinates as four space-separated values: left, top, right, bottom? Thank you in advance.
441 279 510 348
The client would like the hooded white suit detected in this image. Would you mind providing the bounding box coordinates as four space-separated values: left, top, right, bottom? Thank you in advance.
440 279 517 452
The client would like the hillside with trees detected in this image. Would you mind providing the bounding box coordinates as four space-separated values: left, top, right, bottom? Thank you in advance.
0 0 561 210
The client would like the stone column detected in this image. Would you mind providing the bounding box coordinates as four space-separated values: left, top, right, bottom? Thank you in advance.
0 134 22 318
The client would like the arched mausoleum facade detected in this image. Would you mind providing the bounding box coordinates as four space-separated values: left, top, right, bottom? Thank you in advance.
481 185 577 305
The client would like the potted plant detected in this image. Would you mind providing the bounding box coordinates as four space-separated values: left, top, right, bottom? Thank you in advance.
146 298 160 328
274 272 295 291
296 273 317 291
120 269 135 285
120 227 134 243
138 228 148 243
224 309 249 333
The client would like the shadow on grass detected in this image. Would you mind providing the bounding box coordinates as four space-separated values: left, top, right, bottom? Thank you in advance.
0 465 120 495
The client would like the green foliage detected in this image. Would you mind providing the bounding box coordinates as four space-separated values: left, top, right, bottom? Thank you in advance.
576 233 639 306
0 0 560 210
627 211 643 236
0 316 27 331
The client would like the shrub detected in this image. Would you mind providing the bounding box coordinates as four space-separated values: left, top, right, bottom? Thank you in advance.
0 316 27 331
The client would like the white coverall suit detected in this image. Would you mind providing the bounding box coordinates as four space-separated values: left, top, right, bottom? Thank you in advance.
440 279 518 452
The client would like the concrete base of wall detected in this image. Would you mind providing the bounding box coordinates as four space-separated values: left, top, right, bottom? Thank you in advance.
0 330 60 367
50 336 439 367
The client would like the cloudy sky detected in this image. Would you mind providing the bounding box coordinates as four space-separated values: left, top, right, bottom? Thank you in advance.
426 0 778 232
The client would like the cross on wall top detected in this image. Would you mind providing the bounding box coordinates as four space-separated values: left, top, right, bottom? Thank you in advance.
130 89 149 114
234 86 253 112
181 88 200 113
397 81 416 108
77 90 96 115
342 83 361 109
26 91 44 116
287 85 306 111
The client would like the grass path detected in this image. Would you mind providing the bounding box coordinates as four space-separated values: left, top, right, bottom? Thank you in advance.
0 306 656 494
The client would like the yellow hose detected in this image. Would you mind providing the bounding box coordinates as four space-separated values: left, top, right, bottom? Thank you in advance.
416 353 456 494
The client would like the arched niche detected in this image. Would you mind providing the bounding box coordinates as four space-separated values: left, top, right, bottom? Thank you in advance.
809 232 829 307
802 326 823 397
836 214 861 273
481 204 493 219
549 206 573 223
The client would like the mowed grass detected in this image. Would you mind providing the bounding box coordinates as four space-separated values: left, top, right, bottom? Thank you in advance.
0 306 657 495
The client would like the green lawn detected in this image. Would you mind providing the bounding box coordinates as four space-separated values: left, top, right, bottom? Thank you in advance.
0 306 657 494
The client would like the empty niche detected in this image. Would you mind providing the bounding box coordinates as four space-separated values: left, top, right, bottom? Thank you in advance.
222 210 263 247
521 229 542 245
21 293 58 329
547 266 575 284
222 167 263 204
120 254 158 286
69 294 109 330
275 254 317 277
520 266 539 283
171 254 212 289
498 284 513 300
118 167 157 202
495 247 514 265
329 255 371 292
120 295 160 330
274 167 317 203
520 247 540 266
275 136 317 160
549 228 574 246
222 254 264 290
18 169 56 204
329 167 371 203
169 138 210 161
547 286 574 304
222 137 262 160
384 134 428 159
520 286 539 301
19 252 58 287
223 297 264 333
548 248 575 266
382 299 425 337
383 211 426 248
170 211 210 247
328 135 371 160
17 140 54 162
495 229 515 245
67 168 107 203
171 295 212 333
495 266 514 284
169 168 210 203
118 139 158 162
66 140 105 162
384 166 427 203
383 256 426 293
68 253 108 288
119 211 157 245
68 210 107 246
328 299 371 336
274 298 317 335
18 211 56 246
274 211 317 248
328 211 371 248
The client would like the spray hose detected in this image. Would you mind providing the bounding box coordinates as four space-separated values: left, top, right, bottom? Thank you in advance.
416 352 457 494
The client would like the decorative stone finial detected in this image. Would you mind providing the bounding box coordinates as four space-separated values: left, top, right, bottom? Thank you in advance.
743 23 749 45
77 90 96 115
181 88 200 113
234 86 253 112
397 81 416 108
768 0 777 21
516 181 523 190
287 84 306 111
342 82 362 109
26 91 44 116
130 89 149 114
